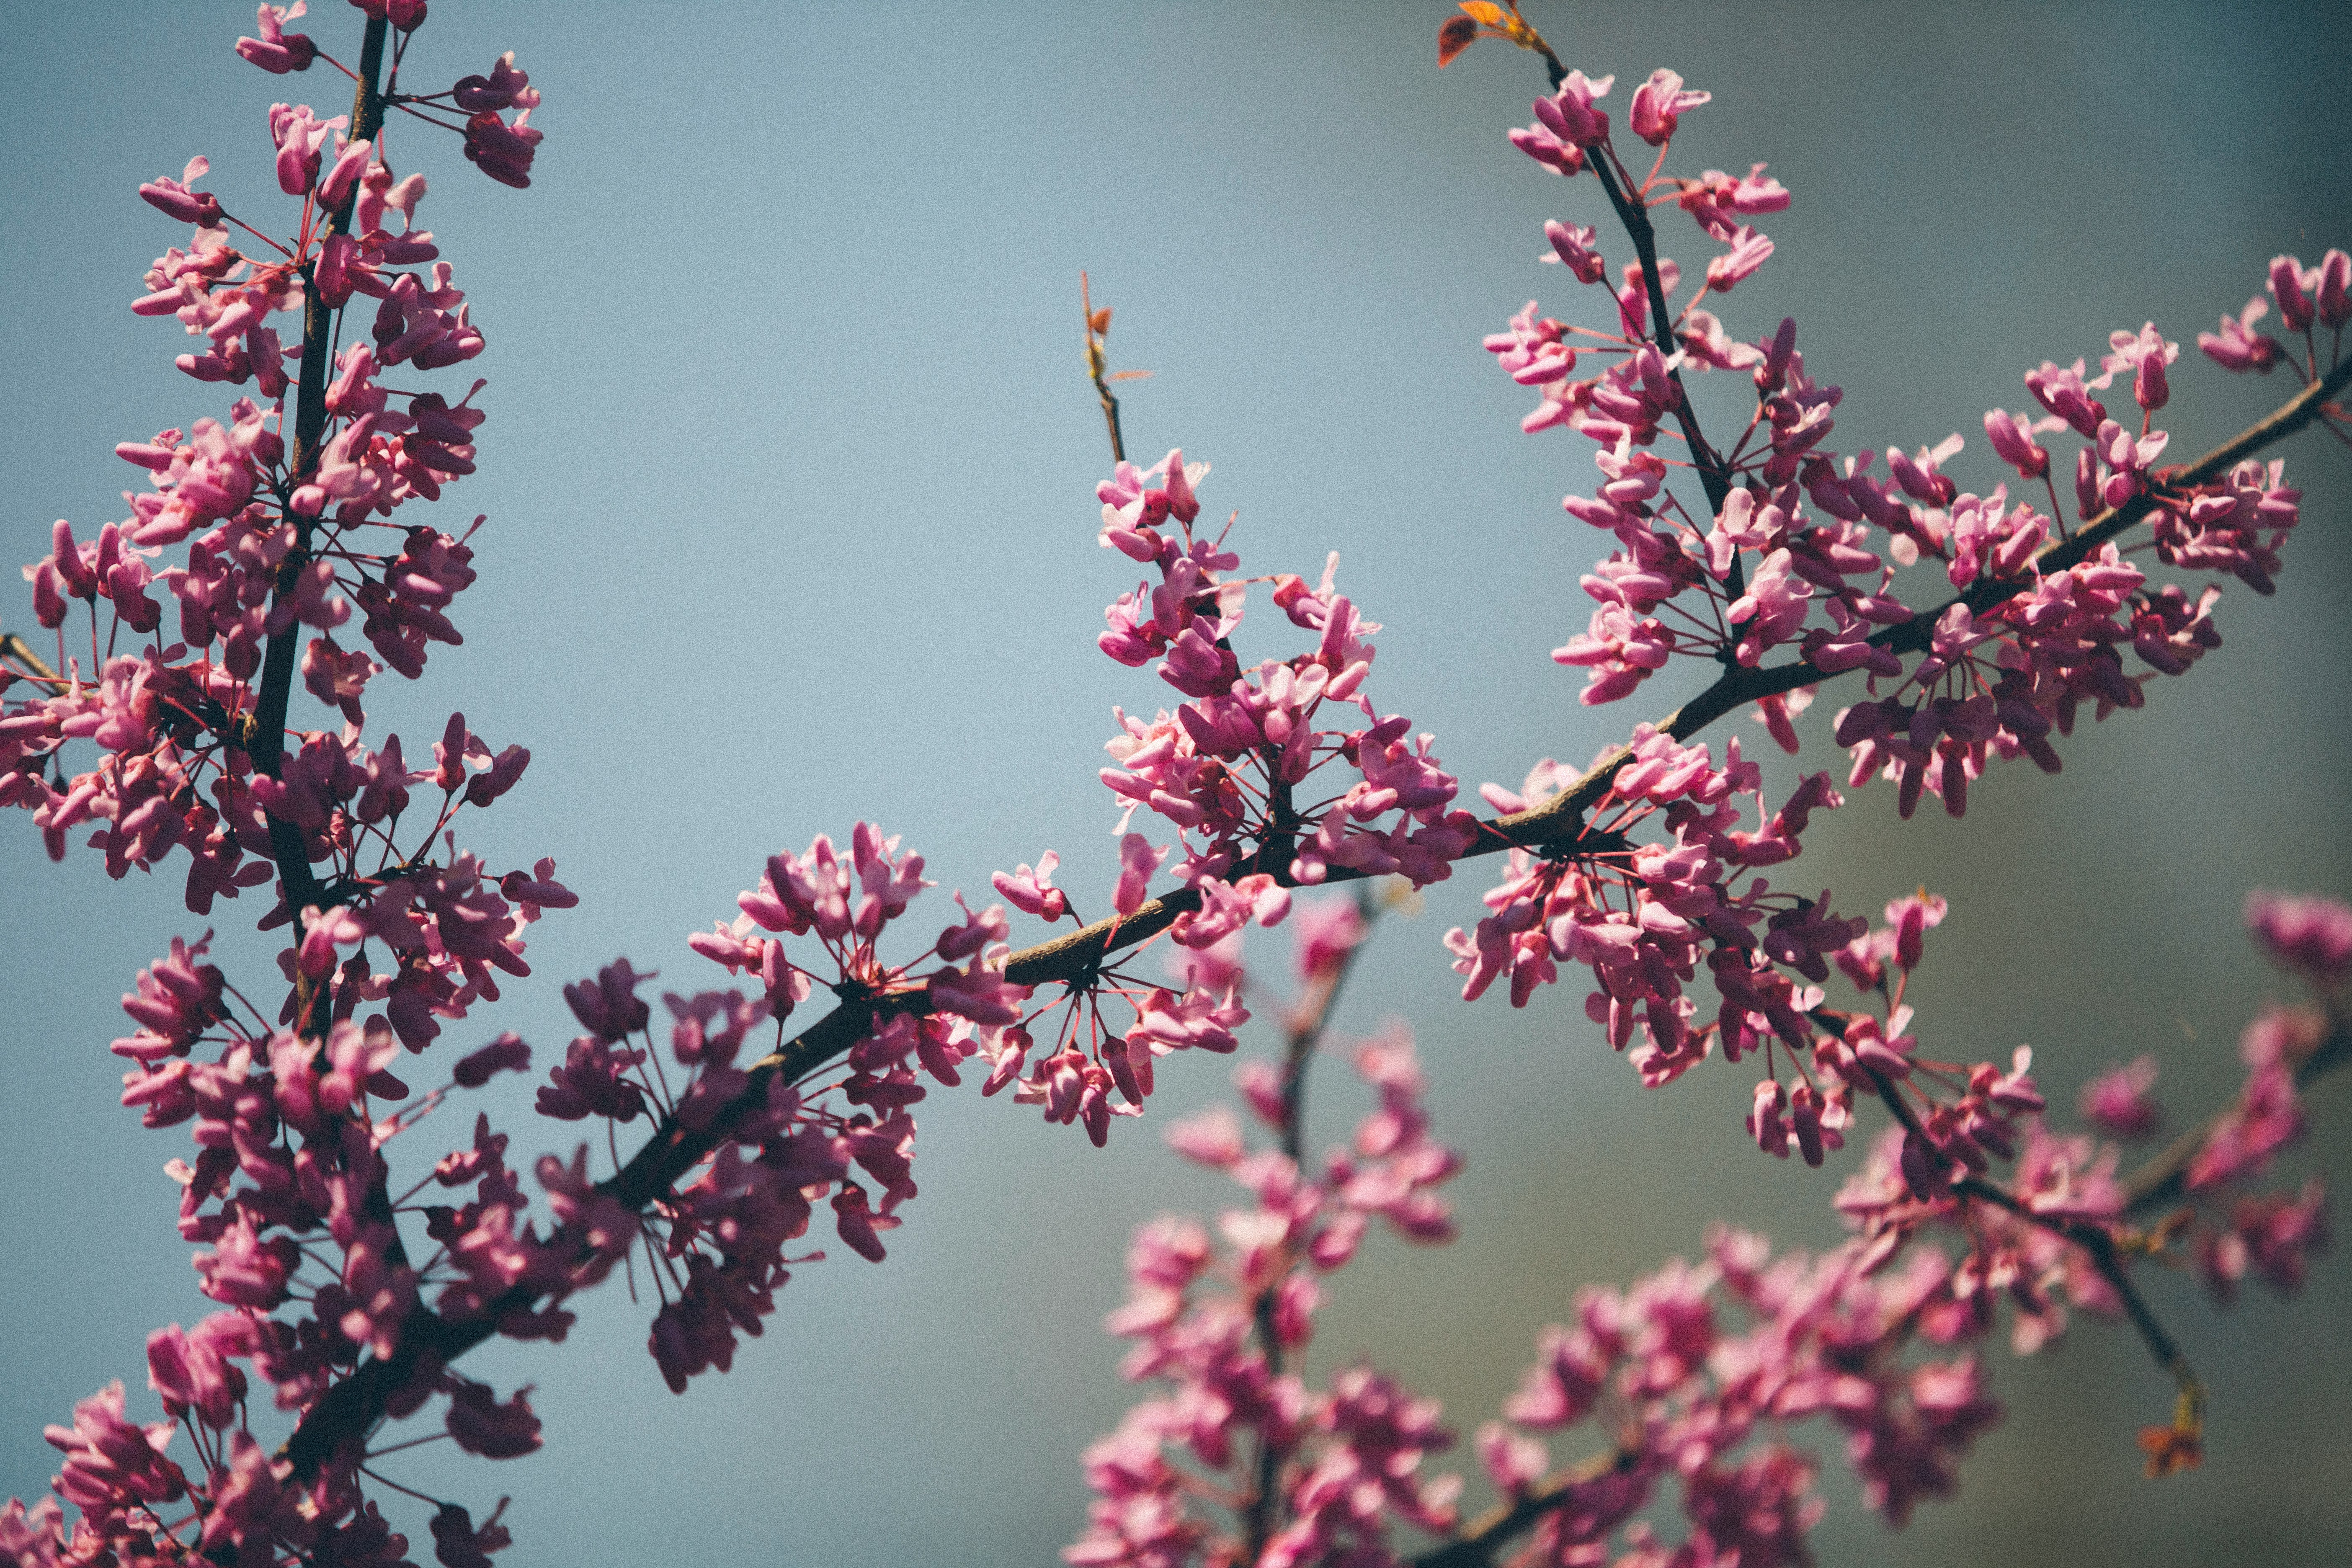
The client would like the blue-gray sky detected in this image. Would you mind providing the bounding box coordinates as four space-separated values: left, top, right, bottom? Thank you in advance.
3 3 2349 1564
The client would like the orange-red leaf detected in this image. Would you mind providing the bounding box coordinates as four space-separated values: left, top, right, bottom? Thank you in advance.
1436 15 1479 67
1089 307 1113 335
2136 1422 2204 1478
1458 0 1509 22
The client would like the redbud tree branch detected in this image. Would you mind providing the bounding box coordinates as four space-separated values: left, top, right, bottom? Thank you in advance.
1411 1446 1636 1568
1563 85 1735 522
0 631 57 683
250 13 389 1029
1240 887 1380 1558
276 285 2350 1486
1854 1066 2201 1418
2122 1011 2351 1217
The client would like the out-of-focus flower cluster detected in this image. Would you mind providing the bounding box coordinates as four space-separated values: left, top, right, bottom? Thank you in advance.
1069 1031 1464 1568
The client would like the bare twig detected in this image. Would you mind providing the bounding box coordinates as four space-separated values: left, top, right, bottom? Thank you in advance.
0 629 58 683
2123 1011 2350 1217
1083 271 1127 464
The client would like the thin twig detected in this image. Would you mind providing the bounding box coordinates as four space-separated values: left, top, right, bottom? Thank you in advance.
1083 272 1126 464
0 629 58 683
2122 1012 2350 1217
1857 1067 2202 1418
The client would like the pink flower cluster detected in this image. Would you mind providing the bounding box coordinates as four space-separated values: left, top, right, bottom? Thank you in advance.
0 5 585 1562
1430 56 2336 1188
1481 1225 2009 1559
682 822 1037 1271
1450 731 1856 1080
39 943 579 1566
1069 1032 1464 1568
943 451 1506 1145
1094 451 1480 892
1488 63 2308 805
2196 250 2350 374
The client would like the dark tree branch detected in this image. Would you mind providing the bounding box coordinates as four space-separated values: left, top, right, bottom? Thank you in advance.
273 282 2347 1495
1856 1067 2201 1414
248 15 389 1036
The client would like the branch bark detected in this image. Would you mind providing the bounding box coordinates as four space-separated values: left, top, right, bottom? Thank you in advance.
249 16 390 1032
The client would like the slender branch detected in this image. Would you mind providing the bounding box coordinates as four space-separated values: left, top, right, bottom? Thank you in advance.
271 311 2347 1489
1953 1168 2200 1400
1240 885 1379 1559
1 629 59 683
2123 1011 2350 1217
1412 1447 1636 1568
1857 1067 2201 1414
1083 271 1126 464
1585 149 1732 520
248 15 390 1032
1530 56 1733 546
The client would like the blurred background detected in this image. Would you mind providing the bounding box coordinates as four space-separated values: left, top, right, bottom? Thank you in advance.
3 2 2348 1563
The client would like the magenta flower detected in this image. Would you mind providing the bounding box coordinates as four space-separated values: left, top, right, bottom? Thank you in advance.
1113 832 1168 916
991 850 1070 921
2197 295 2285 372
444 1379 543 1459
1629 67 1710 146
463 106 543 189
2245 890 2352 988
236 3 317 73
453 52 539 113
139 155 224 226
2079 1056 2163 1140
267 101 344 196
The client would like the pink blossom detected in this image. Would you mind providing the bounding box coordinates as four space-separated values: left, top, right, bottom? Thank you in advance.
145 1318 248 1430
2245 890 2352 988
1706 225 1775 293
453 52 538 113
139 156 224 225
2317 248 2352 329
1113 833 1168 916
1677 162 1790 239
2268 253 2320 332
2101 321 2179 412
268 101 345 197
44 1382 187 1514
1543 220 1607 285
1629 68 1710 145
2023 358 2107 439
1981 407 2052 480
444 1378 543 1459
2079 1055 2162 1140
2197 295 2285 372
236 3 317 72
992 850 1070 921
464 107 543 189
430 1501 514 1568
